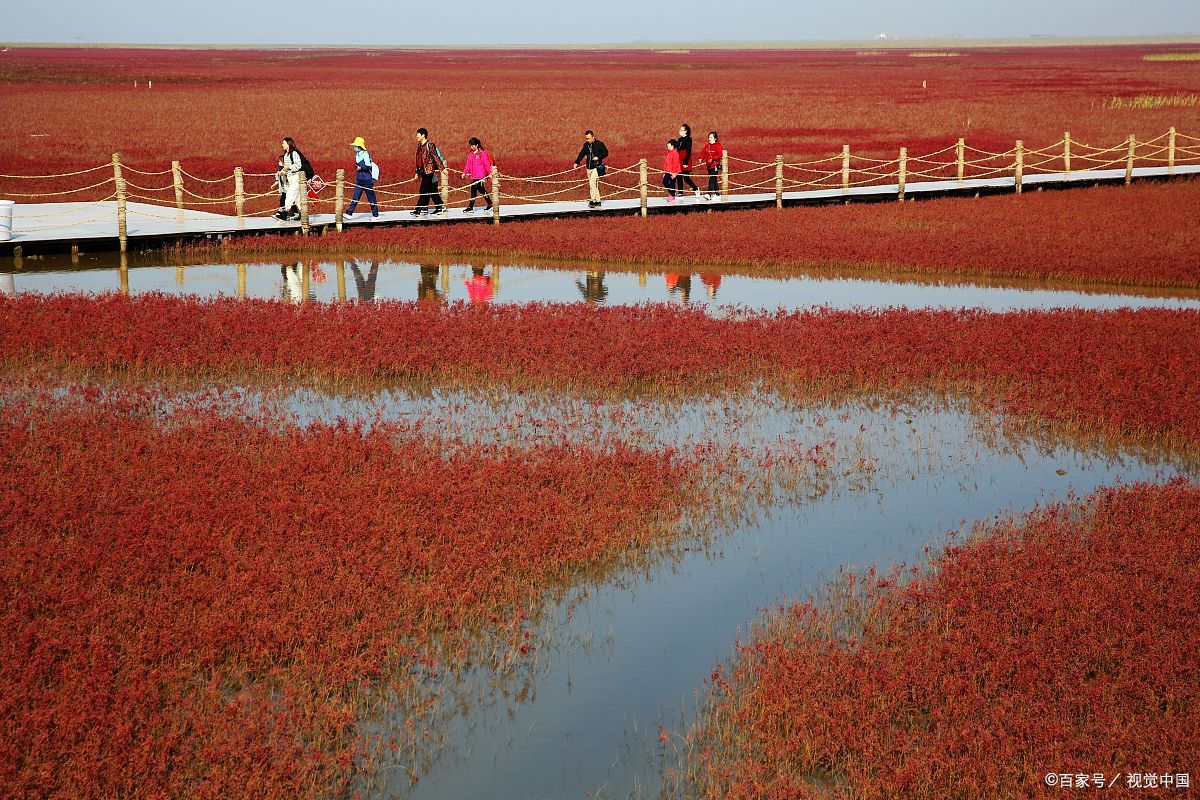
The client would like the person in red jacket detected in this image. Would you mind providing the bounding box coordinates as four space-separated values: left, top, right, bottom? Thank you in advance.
663 139 682 204
699 131 725 201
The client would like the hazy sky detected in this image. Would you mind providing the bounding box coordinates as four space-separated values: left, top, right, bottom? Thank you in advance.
2 0 1198 44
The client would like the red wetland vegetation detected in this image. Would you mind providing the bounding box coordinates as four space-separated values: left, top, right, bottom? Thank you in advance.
2 294 1199 456
676 479 1200 799
0 387 688 797
2 45 1198 178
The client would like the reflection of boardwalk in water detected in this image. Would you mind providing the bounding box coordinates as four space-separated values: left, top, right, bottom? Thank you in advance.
7 259 1200 313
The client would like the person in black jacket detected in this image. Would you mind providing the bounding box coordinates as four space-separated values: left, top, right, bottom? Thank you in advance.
572 130 609 208
676 123 700 199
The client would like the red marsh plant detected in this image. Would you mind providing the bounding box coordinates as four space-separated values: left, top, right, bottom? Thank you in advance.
0 387 687 798
674 479 1200 799
2 44 1197 201
2 295 1199 457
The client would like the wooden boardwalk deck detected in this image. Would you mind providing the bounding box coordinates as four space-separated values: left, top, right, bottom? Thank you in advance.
3 165 1197 256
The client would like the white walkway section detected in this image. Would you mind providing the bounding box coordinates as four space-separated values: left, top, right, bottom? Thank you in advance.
4 165 1198 249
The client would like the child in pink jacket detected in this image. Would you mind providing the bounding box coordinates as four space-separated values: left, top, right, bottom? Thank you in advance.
462 137 494 213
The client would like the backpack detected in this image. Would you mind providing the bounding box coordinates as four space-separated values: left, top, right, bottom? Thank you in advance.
298 151 316 181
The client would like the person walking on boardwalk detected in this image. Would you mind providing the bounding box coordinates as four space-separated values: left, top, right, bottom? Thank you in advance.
412 128 446 217
346 136 379 219
573 130 609 209
275 137 304 221
700 131 724 201
663 139 682 204
461 138 494 214
676 124 700 200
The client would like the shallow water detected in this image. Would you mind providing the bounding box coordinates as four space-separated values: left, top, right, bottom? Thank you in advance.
4 257 1199 313
253 389 1182 799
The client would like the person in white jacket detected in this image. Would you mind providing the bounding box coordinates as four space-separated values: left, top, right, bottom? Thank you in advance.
275 137 303 221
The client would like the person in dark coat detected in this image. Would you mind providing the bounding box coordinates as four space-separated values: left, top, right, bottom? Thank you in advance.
573 130 609 208
676 123 700 199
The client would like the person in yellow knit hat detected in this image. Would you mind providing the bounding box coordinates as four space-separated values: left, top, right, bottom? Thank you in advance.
346 136 379 219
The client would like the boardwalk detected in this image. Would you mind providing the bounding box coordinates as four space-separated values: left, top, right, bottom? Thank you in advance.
3 164 1198 255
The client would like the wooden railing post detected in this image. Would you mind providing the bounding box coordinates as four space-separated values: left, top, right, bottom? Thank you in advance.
439 168 449 207
491 167 500 226
898 147 907 201
171 160 184 211
112 152 128 253
234 167 245 219
720 150 729 198
639 158 648 217
1125 134 1136 185
1063 133 1072 177
1168 127 1176 172
1014 140 1024 194
299 176 310 235
956 138 965 183
841 145 850 193
774 155 783 208
334 168 345 232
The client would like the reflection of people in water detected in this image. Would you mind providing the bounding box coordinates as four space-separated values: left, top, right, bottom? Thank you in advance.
700 272 722 300
280 262 304 305
464 266 494 304
575 270 608 304
665 272 692 304
350 260 380 302
417 263 444 304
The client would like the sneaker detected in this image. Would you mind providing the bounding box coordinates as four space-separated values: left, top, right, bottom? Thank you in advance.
694 190 701 199
587 201 597 208
344 212 355 219
273 211 287 221
485 204 493 211
463 206 475 214
289 213 301 221
410 210 423 217
667 195 676 204
371 213 379 219
594 201 602 208
432 207 446 216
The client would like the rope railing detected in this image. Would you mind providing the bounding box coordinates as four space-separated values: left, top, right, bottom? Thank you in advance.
1 129 1196 245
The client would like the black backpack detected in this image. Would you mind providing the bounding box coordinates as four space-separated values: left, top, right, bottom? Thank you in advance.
297 151 316 181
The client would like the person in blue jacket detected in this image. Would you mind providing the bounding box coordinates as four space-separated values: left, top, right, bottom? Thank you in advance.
346 136 379 218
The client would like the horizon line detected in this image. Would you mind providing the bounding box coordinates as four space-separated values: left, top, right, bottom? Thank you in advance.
3 34 1200 50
